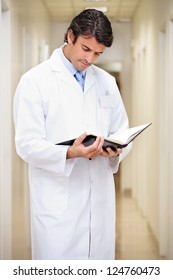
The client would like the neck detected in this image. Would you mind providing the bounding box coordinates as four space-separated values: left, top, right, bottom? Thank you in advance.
63 44 71 62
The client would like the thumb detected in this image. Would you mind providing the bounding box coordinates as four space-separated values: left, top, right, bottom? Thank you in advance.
74 132 87 146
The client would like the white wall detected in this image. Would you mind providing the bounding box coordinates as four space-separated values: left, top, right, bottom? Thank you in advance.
130 0 173 259
0 0 51 260
0 0 12 260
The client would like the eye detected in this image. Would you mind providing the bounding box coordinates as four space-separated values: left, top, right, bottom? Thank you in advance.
82 46 90 52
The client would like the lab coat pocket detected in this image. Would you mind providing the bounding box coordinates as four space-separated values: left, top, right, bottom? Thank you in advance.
31 169 69 215
100 95 116 108
98 95 115 135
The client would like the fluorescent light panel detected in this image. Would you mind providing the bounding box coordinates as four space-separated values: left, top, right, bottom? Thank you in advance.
85 6 108 13
85 0 108 2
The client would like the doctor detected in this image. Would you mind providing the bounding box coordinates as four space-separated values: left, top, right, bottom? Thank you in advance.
13 9 131 260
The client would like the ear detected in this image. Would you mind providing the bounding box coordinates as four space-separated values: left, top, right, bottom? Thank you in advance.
67 29 74 44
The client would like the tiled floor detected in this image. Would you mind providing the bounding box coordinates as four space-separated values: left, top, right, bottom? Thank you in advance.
115 189 160 260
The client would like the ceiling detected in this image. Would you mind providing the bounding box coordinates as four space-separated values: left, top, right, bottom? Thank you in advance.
42 0 141 22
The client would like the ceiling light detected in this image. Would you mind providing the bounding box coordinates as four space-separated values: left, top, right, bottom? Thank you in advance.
117 18 131 23
85 0 108 2
85 6 108 13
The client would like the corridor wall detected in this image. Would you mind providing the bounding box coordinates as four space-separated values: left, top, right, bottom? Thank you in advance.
10 0 51 259
0 0 51 259
130 0 173 259
0 0 11 260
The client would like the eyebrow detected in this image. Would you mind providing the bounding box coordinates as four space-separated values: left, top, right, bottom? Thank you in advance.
82 44 104 55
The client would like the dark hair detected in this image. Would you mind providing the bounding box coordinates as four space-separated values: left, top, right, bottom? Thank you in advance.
64 9 113 47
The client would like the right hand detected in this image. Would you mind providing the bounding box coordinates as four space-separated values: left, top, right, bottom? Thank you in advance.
67 133 104 159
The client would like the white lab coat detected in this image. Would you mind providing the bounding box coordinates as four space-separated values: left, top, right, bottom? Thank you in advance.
13 48 131 260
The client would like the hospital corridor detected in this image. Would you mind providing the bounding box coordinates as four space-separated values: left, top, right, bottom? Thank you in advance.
1 0 173 260
115 179 160 260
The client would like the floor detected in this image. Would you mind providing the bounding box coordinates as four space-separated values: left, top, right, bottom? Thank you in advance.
115 188 160 260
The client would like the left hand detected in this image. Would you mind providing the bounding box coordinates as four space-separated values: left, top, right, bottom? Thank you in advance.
100 147 122 158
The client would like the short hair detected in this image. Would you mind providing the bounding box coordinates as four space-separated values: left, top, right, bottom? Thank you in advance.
64 9 113 47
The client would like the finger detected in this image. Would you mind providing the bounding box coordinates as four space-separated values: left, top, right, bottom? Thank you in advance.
86 136 103 154
117 148 122 154
74 132 87 146
100 149 109 157
106 147 122 157
97 137 104 150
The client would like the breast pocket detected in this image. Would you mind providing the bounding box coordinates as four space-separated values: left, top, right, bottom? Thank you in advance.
98 95 116 136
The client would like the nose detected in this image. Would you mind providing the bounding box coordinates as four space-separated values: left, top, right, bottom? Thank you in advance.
85 53 95 64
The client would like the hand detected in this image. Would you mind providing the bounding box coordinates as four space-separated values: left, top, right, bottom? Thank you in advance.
67 133 104 159
101 147 122 158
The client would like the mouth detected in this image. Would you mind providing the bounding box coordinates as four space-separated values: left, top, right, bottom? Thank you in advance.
80 60 90 68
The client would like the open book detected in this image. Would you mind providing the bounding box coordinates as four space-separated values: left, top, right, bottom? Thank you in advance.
56 123 151 151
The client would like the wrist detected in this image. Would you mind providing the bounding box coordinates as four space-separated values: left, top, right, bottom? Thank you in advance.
67 146 78 159
66 146 73 159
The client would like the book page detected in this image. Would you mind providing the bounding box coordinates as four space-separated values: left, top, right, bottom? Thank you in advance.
106 123 151 145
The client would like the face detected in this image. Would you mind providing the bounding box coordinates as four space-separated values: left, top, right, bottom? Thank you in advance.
63 31 106 71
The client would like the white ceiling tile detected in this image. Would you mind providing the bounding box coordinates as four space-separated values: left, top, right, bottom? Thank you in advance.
42 0 141 22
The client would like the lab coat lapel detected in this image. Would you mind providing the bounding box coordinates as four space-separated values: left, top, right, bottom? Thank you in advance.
59 71 77 89
49 48 97 90
84 67 96 93
50 49 80 89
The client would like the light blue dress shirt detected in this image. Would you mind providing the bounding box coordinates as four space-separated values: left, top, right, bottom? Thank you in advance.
59 46 86 91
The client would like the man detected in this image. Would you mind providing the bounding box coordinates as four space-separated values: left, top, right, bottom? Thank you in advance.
13 9 131 260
